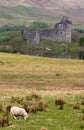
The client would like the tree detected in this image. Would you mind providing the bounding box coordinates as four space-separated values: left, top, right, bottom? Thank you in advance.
0 36 10 44
71 31 79 43
79 37 84 59
79 37 84 46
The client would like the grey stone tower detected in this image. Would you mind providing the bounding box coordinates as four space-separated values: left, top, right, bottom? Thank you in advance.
54 16 72 42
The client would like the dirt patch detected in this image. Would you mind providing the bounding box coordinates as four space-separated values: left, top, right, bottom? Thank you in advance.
0 81 46 87
0 81 84 93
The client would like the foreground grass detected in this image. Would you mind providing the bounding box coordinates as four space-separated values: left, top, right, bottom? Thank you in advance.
0 52 84 129
0 93 84 130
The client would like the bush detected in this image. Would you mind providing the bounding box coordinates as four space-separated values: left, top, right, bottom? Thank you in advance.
30 93 41 100
55 98 66 110
40 127 48 130
80 115 84 121
11 96 23 104
6 105 11 112
79 37 84 46
27 105 37 113
73 104 80 110
22 100 37 113
81 109 84 113
0 116 9 127
55 98 65 106
37 100 48 112
81 101 84 105
0 104 4 113
25 93 41 102
80 124 84 129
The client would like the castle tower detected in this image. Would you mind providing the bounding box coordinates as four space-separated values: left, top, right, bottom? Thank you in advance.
54 16 72 43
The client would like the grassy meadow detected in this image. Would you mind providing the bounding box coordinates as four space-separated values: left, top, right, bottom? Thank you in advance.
0 52 84 130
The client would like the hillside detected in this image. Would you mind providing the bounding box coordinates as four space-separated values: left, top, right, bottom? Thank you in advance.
0 0 84 28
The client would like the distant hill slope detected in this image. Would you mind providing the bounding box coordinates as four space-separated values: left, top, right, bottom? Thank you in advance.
0 0 84 28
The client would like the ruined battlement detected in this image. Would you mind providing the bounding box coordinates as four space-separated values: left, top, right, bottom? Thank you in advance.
22 16 72 43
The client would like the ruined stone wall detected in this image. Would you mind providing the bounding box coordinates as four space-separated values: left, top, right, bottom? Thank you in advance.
22 16 72 43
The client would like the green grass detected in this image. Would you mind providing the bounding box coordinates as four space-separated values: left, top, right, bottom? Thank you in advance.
0 52 84 87
0 94 84 130
0 52 84 129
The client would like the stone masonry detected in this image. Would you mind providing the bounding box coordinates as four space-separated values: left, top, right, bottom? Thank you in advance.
22 16 72 43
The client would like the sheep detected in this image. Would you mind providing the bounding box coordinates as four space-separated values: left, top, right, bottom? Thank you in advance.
10 106 28 120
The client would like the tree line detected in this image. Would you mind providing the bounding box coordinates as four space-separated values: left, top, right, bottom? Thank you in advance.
74 28 84 34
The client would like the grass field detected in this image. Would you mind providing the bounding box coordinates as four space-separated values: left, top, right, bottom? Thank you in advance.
0 52 84 130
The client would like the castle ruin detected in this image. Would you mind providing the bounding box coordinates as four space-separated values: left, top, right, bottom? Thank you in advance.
22 16 72 44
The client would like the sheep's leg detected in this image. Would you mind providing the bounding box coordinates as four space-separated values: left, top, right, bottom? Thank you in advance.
10 112 17 119
13 114 17 119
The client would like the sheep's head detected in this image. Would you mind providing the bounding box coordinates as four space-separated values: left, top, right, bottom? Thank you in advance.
24 113 28 120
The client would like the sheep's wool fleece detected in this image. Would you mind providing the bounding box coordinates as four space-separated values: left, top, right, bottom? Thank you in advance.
10 107 27 116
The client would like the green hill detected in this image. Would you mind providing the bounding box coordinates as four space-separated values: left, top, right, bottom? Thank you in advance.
0 5 55 26
0 0 84 28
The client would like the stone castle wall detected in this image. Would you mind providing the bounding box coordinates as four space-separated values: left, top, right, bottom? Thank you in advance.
22 16 72 43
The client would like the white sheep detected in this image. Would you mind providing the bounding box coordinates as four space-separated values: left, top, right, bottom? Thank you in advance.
10 106 28 120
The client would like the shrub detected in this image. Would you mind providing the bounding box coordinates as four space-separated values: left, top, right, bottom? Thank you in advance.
73 104 80 110
79 37 84 46
40 127 48 130
16 97 24 104
55 98 65 106
81 101 84 105
22 101 28 112
11 96 23 104
59 105 64 110
80 115 84 121
25 93 41 101
81 109 84 113
22 101 37 113
6 105 11 112
0 116 9 127
37 100 48 112
25 95 32 101
24 93 41 107
30 93 41 100
27 105 37 113
55 98 65 110
0 104 4 113
80 124 84 129
11 96 18 103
